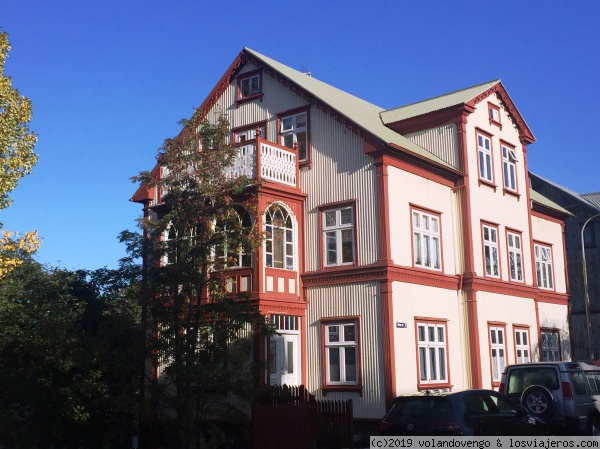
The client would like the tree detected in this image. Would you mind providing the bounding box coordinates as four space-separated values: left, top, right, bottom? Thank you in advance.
0 257 141 449
0 31 40 277
133 114 272 448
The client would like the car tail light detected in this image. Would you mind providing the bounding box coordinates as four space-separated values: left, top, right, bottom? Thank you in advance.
562 381 573 400
499 382 505 394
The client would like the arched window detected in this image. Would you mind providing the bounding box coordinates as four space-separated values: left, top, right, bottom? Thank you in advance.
215 205 253 268
265 204 294 270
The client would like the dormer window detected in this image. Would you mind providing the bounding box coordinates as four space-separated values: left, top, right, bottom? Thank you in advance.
237 70 263 104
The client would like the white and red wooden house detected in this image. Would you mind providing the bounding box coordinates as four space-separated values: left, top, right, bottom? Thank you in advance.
131 48 572 426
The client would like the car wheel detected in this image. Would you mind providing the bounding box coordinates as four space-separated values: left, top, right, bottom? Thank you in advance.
587 417 600 437
521 385 554 419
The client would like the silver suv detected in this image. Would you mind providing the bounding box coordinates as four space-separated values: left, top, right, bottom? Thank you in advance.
500 362 600 435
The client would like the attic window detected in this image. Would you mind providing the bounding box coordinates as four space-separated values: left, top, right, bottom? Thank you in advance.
488 103 502 129
237 70 263 104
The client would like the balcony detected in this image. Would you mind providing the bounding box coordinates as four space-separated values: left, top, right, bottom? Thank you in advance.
226 133 299 189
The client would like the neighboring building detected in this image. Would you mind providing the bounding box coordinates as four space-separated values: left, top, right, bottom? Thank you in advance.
131 48 572 427
530 173 600 362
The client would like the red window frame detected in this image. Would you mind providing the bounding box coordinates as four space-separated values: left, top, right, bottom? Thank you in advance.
277 105 311 165
318 200 358 270
488 322 508 387
236 69 263 104
414 317 451 390
513 325 532 363
488 102 502 129
505 228 524 283
476 129 496 189
320 316 362 394
481 221 501 279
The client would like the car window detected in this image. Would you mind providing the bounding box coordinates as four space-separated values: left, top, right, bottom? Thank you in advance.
386 398 451 424
571 372 587 395
488 393 518 414
464 393 490 415
585 371 600 395
507 367 559 395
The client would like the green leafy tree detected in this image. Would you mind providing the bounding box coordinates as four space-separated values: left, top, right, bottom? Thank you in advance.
133 114 272 449
0 31 40 277
0 257 141 449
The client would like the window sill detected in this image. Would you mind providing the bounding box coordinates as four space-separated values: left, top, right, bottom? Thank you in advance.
236 93 263 106
417 382 452 392
489 118 502 130
478 179 497 191
322 385 362 396
299 160 311 169
503 188 520 199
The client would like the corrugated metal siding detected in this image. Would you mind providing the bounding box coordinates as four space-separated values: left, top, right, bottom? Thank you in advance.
406 124 459 169
306 282 386 419
301 107 379 271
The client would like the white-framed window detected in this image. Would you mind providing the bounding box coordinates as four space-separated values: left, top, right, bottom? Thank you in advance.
507 231 523 282
541 329 561 361
502 144 518 191
265 204 294 270
412 209 442 270
489 326 506 382
534 244 554 290
234 123 266 143
280 111 308 161
323 205 355 266
489 106 500 123
324 321 359 385
214 205 253 268
477 133 493 182
239 73 261 98
417 322 448 384
514 329 530 363
483 224 500 278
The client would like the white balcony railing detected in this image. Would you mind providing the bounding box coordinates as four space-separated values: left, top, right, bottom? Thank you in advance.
226 138 297 187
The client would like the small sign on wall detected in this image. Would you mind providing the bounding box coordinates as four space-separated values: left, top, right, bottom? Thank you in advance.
396 322 407 329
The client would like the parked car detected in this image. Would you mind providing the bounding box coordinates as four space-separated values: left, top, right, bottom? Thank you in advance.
380 389 547 436
500 361 600 435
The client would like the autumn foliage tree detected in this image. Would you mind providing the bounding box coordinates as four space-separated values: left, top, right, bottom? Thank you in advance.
0 31 40 276
134 114 272 448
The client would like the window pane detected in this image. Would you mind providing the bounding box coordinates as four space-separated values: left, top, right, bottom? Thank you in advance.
328 348 340 382
328 325 339 343
429 348 437 380
282 117 293 131
428 326 435 342
438 348 446 380
325 211 336 227
419 347 427 380
344 324 356 342
414 233 422 265
437 326 445 343
287 341 294 374
340 208 352 224
341 230 354 263
326 232 337 265
345 347 357 382
418 325 425 342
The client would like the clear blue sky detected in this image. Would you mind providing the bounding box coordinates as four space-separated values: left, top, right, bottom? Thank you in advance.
2 1 599 271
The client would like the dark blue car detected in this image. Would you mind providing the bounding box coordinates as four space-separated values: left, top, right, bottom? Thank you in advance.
380 389 547 436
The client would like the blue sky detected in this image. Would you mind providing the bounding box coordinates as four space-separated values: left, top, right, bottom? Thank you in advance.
2 1 599 271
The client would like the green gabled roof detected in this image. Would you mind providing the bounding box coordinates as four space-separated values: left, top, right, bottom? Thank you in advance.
380 80 500 125
530 188 573 216
244 48 457 171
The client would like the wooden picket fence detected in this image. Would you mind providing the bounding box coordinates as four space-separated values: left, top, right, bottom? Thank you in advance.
252 385 353 449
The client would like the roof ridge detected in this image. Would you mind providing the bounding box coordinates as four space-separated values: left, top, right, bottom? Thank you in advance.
383 79 500 113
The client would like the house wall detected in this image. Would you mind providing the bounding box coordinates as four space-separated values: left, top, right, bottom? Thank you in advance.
391 282 469 394
531 214 568 294
406 123 460 169
476 292 538 387
305 281 386 419
465 93 533 284
387 166 459 273
538 301 572 361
